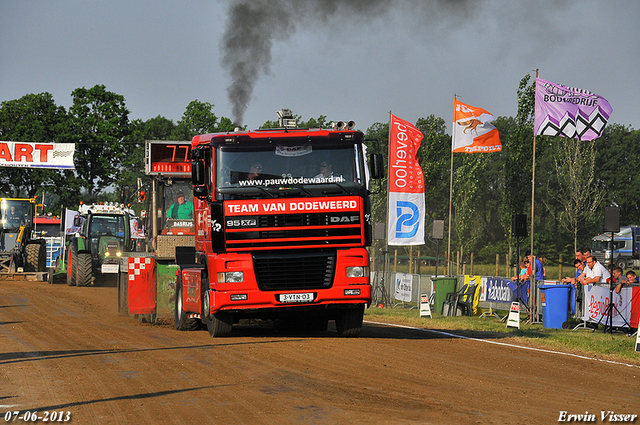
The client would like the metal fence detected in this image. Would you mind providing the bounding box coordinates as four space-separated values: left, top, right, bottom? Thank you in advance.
371 271 445 308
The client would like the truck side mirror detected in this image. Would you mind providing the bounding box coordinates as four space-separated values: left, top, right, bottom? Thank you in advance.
192 161 205 186
369 153 384 179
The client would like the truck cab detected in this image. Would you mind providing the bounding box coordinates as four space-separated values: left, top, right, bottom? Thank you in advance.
179 122 383 337
592 226 640 269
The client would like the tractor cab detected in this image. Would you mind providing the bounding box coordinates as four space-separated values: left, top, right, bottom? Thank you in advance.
0 198 46 276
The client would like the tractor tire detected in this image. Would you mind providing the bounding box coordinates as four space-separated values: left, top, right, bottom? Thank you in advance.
203 289 232 337
335 304 364 337
76 253 93 287
24 242 45 272
66 245 77 286
174 277 200 331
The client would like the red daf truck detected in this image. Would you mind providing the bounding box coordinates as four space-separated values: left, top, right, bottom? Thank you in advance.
129 114 383 337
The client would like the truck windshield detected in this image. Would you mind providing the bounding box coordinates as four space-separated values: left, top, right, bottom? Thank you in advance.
1 199 32 230
215 142 366 199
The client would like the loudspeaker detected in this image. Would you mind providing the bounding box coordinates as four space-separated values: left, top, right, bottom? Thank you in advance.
512 214 527 237
432 220 444 240
603 206 620 233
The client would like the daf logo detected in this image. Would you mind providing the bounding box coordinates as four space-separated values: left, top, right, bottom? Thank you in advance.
331 215 359 223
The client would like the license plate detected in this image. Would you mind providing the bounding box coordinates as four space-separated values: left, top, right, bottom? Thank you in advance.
278 293 314 303
101 264 119 274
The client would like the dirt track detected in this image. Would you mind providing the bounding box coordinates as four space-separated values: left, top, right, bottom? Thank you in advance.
1 279 639 424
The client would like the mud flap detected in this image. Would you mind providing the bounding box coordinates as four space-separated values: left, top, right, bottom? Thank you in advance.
181 268 202 314
128 257 157 315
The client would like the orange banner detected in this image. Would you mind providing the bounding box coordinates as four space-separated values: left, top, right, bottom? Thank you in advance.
452 99 501 154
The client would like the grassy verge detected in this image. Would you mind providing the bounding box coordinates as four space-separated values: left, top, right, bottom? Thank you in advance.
364 306 640 365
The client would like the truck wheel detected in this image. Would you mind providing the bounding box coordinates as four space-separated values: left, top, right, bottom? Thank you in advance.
205 312 233 337
202 288 232 336
67 245 77 286
76 253 93 287
615 258 627 269
25 242 45 272
174 278 200 331
335 304 364 337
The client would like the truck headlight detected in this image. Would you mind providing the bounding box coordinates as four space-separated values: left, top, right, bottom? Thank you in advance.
346 266 369 278
218 271 244 283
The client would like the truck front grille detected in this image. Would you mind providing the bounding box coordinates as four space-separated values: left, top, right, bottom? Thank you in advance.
253 250 336 291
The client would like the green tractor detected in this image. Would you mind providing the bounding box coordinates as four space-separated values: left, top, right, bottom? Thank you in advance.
66 203 139 287
0 197 47 279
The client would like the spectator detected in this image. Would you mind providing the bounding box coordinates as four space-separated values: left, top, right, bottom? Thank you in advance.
626 270 638 284
611 266 628 294
540 257 547 279
562 258 586 286
167 192 194 220
582 248 592 264
511 259 529 281
522 251 544 282
575 249 585 265
580 255 610 285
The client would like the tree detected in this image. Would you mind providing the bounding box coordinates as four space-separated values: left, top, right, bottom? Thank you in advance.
142 115 176 140
595 124 640 224
0 92 69 198
172 100 235 140
502 75 535 216
547 136 603 252
65 85 130 200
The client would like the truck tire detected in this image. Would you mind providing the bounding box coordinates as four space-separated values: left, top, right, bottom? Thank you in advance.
205 311 233 337
76 253 93 287
174 278 200 331
24 243 42 272
615 258 627 269
67 245 77 286
202 288 232 337
335 304 364 337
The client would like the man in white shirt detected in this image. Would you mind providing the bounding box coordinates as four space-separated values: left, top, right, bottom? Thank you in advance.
580 255 610 284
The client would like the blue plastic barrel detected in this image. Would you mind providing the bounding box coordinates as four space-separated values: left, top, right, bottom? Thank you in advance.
539 284 571 329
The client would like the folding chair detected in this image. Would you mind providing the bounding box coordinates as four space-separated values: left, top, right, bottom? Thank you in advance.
443 283 477 316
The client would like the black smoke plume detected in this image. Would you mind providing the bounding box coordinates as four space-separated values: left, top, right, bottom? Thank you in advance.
221 0 474 125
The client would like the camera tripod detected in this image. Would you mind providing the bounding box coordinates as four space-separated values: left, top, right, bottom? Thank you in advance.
372 250 391 307
593 283 630 333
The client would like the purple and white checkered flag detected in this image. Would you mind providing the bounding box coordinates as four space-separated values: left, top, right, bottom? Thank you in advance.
534 78 613 141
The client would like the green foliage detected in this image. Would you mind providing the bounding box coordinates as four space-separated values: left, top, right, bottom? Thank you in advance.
65 84 131 200
0 78 638 267
0 92 69 197
172 100 236 140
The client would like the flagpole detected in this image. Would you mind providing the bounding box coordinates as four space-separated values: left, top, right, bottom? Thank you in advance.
447 96 456 276
530 69 539 322
385 111 392 304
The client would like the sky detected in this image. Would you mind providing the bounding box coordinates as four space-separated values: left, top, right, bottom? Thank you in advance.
1 0 639 133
